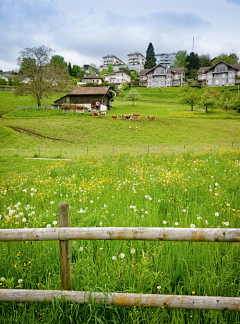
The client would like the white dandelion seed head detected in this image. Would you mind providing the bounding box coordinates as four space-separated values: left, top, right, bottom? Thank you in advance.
175 222 179 226
215 212 219 217
131 248 136 254
0 277 5 282
79 247 83 251
112 256 117 261
22 218 27 223
190 224 195 228
163 221 167 225
183 209 187 213
119 253 125 259
46 224 51 228
18 279 23 284
53 221 57 225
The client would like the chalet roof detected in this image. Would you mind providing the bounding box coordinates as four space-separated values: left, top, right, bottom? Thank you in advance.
146 64 171 74
82 74 102 79
170 67 185 73
197 67 210 73
231 64 240 70
139 69 151 75
68 86 110 95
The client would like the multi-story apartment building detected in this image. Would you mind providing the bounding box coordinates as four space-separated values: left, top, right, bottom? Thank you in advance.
104 71 131 85
198 61 240 86
126 52 146 72
100 55 126 72
146 64 185 87
155 53 176 67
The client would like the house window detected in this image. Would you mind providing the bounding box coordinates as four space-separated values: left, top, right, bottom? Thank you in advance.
93 80 95 83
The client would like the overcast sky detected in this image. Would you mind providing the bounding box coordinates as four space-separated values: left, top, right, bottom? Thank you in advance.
1 0 240 71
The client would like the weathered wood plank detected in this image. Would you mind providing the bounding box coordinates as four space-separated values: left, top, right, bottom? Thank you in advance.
0 290 239 311
58 202 71 290
0 227 239 242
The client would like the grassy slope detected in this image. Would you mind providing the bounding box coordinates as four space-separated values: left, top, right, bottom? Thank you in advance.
0 88 240 157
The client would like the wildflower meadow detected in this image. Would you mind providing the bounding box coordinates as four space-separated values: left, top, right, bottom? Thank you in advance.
0 150 240 323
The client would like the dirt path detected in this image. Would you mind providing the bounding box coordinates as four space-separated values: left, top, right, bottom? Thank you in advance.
6 125 73 143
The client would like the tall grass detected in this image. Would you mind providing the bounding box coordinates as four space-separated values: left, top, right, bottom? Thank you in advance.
0 150 239 323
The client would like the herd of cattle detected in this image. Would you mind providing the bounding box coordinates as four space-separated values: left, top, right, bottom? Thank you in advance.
92 112 155 120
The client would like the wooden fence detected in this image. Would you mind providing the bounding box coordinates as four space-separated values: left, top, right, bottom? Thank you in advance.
0 202 239 311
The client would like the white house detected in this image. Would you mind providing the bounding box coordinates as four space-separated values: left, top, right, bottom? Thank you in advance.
146 64 185 87
105 71 131 85
198 61 240 86
81 74 104 84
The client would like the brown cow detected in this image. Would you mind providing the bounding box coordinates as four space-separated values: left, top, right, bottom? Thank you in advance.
147 116 155 120
121 114 131 119
132 113 140 117
101 112 106 115
111 115 118 119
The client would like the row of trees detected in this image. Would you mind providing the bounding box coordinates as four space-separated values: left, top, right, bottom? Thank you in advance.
180 85 240 113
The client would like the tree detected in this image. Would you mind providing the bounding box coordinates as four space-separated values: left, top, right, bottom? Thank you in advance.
71 65 84 79
68 62 72 75
51 55 68 68
186 52 200 78
199 87 220 113
213 53 238 65
144 43 156 69
229 53 239 65
179 85 199 111
130 70 139 87
89 64 99 75
199 54 212 67
173 50 188 68
220 89 233 111
125 88 141 106
16 45 68 107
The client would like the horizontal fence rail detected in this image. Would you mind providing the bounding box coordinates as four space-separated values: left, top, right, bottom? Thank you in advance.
1 203 239 312
0 227 240 242
0 290 240 311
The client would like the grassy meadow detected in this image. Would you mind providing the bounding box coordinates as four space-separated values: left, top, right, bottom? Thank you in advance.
0 151 240 323
0 87 240 323
0 87 240 158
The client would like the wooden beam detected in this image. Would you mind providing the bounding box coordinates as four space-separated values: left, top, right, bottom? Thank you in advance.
0 227 239 242
58 202 71 290
0 290 239 311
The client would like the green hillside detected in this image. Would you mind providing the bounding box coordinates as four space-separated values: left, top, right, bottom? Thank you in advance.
0 87 239 157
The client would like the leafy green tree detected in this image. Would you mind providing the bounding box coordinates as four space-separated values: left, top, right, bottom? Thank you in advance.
131 70 139 87
89 64 99 75
199 87 220 113
119 66 131 76
220 90 233 111
199 54 212 67
173 50 188 68
51 55 67 68
16 45 68 107
179 85 199 111
144 43 156 69
213 54 231 65
71 65 84 79
229 53 239 65
0 77 7 85
125 88 141 106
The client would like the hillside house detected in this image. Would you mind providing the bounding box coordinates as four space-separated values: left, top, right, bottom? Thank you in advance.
146 64 185 87
104 71 131 85
139 69 151 87
198 61 240 86
81 74 104 84
126 52 146 72
54 86 114 112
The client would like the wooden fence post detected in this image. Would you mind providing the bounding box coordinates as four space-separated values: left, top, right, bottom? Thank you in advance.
58 202 71 290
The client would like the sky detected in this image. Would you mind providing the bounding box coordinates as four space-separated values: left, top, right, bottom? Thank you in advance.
0 0 240 71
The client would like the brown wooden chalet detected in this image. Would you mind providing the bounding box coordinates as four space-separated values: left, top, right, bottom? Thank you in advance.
54 86 114 112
